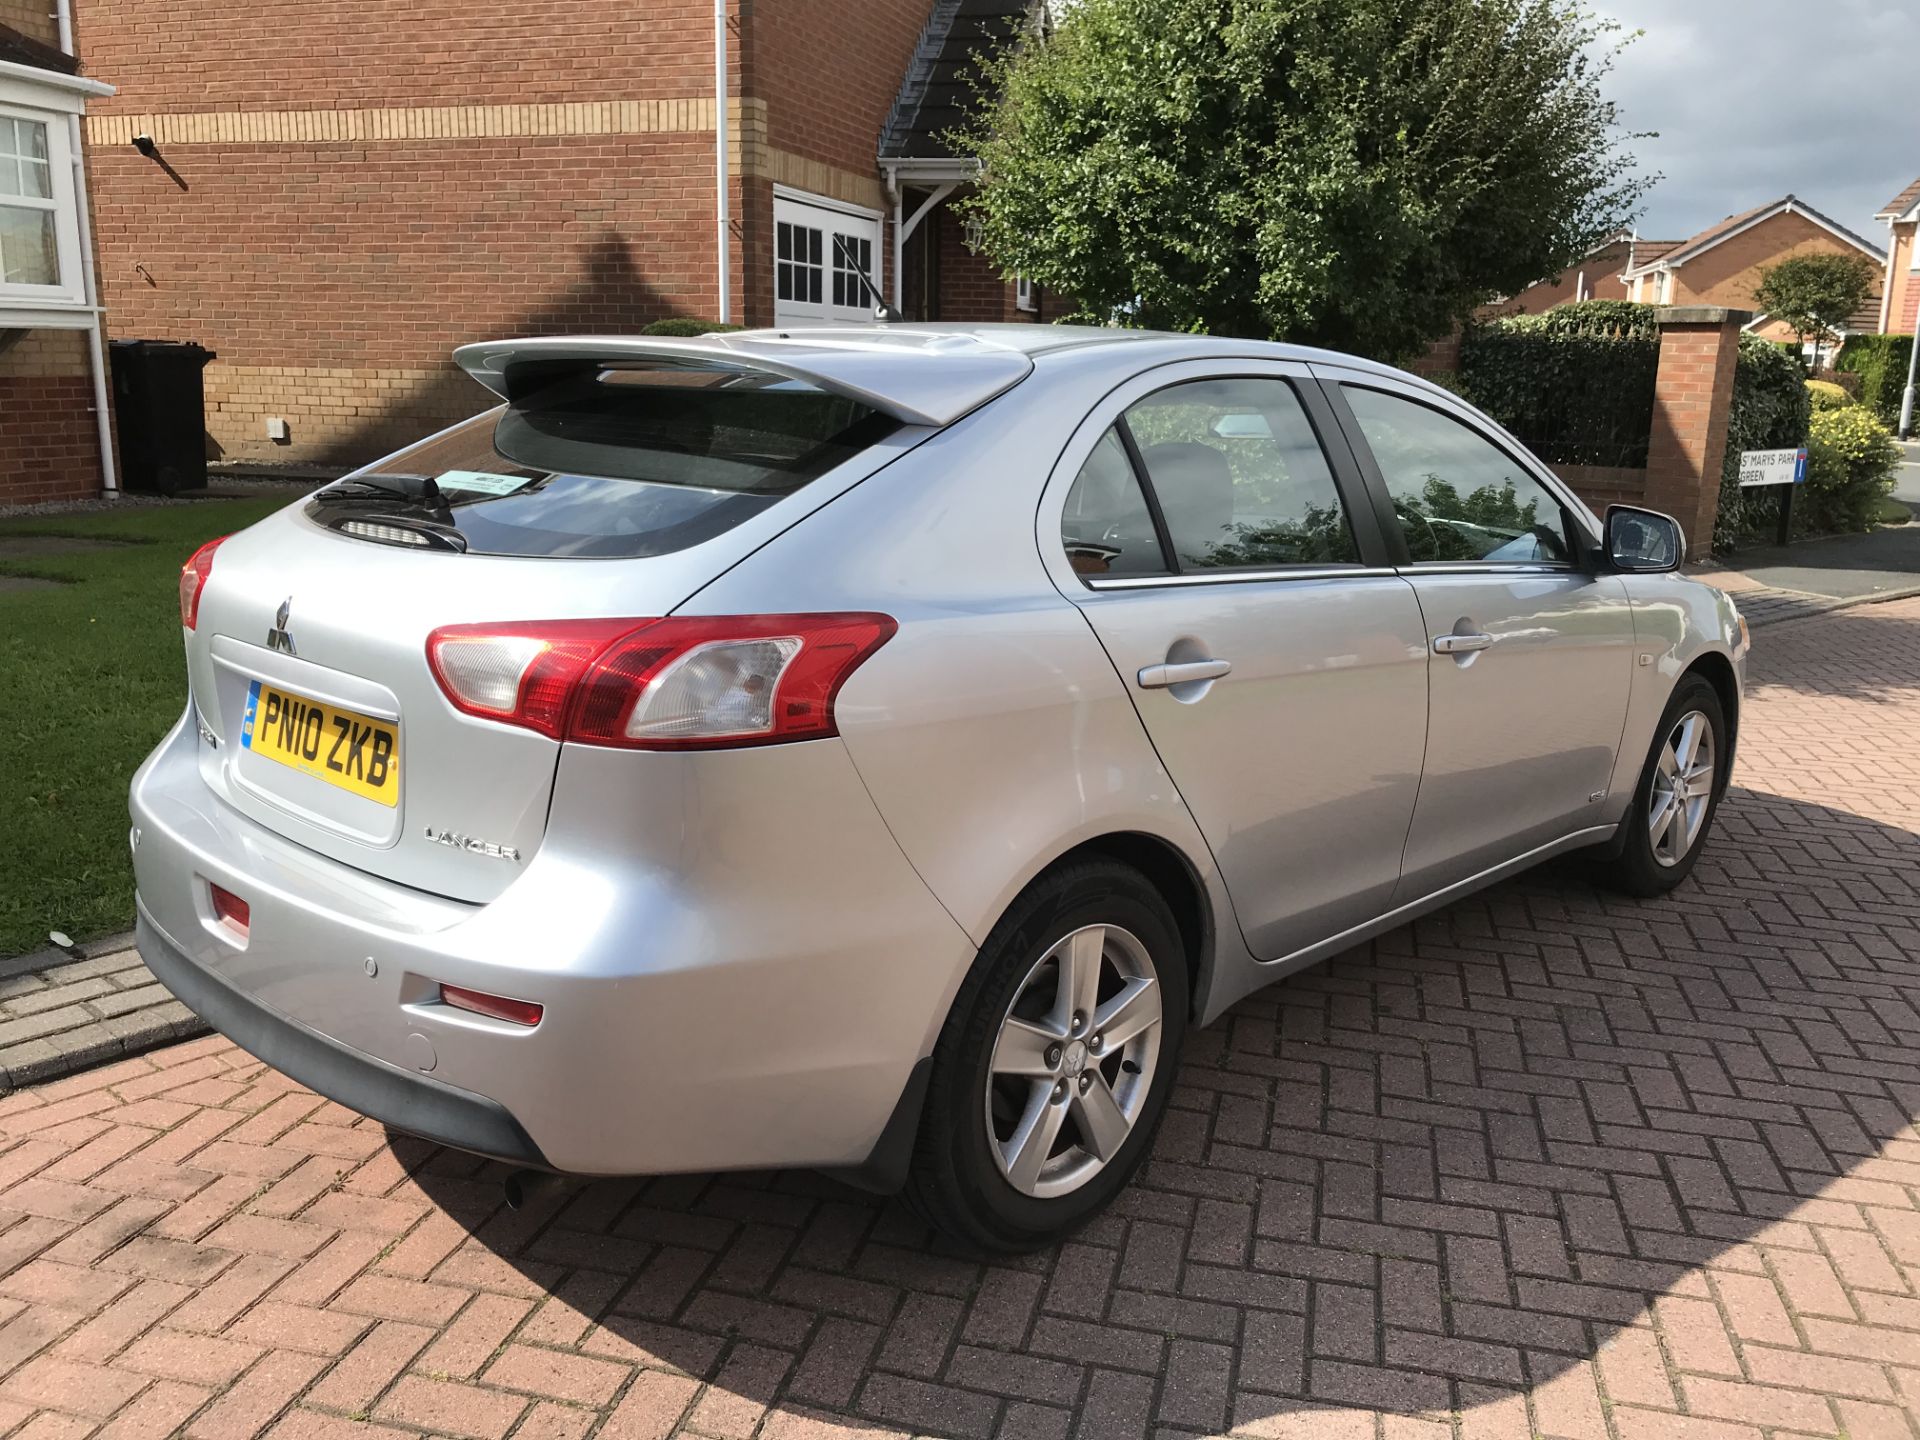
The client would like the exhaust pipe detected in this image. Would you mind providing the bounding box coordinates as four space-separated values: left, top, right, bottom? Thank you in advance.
502 1168 571 1210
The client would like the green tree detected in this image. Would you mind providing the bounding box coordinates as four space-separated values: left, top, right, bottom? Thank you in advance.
1752 252 1880 361
958 0 1650 360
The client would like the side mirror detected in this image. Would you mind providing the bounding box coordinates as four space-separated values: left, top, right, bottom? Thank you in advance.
1603 505 1683 573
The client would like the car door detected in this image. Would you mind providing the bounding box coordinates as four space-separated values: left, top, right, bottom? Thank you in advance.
1042 362 1431 963
1316 370 1638 901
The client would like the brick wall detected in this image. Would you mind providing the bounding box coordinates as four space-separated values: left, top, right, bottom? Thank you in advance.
1406 329 1461 380
0 330 105 505
747 0 927 175
0 0 57 45
1552 463 1647 513
932 208 1019 322
76 0 728 112
1645 314 1744 559
72 0 951 465
88 132 729 461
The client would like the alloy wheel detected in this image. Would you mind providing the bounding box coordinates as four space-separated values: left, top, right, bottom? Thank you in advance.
984 923 1163 1199
1648 708 1716 868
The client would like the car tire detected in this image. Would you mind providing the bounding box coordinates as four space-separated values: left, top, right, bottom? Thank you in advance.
902 860 1188 1253
1600 674 1728 898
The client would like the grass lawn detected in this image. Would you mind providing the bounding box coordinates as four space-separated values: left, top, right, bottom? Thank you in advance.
0 498 292 957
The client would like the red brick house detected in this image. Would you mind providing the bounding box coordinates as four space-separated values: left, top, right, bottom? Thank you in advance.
0 4 115 505
1876 174 1919 336
1618 195 1886 361
1491 230 1643 315
1496 197 1892 367
45 0 1037 481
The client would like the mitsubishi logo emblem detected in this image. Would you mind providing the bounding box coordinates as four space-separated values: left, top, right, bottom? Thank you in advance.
266 597 297 656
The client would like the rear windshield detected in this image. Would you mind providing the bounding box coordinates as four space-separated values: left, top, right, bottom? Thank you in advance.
306 362 900 558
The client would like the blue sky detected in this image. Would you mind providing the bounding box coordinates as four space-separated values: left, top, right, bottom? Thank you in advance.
1593 1 1918 250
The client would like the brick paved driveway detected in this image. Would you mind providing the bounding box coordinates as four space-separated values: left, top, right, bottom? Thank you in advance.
4 598 1920 1440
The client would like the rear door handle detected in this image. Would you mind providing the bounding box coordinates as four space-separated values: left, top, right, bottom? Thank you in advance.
1432 632 1494 655
1138 659 1232 689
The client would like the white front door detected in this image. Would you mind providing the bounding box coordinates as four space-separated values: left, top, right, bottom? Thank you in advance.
773 190 882 328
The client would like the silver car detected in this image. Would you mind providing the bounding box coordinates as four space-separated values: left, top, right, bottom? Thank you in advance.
131 324 1745 1250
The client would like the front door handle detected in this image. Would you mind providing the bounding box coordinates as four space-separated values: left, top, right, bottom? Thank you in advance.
1138 658 1233 689
1432 632 1494 655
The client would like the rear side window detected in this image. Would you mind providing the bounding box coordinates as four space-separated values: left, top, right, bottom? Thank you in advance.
1061 429 1167 578
307 363 900 558
1124 378 1358 570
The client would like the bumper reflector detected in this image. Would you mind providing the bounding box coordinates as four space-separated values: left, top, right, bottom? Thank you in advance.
440 983 543 1027
209 884 250 937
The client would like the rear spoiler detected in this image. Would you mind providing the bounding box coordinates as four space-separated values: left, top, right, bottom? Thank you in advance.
452 332 1034 428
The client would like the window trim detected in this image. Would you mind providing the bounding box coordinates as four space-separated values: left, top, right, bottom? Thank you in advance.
0 99 84 309
1316 372 1599 574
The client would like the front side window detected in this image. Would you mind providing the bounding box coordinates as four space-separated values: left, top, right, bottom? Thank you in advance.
0 114 59 289
1124 377 1358 570
1343 386 1572 565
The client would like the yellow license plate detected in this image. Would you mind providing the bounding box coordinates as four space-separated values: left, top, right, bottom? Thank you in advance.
240 681 399 806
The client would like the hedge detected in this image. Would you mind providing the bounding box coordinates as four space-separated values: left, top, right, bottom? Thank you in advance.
640 317 745 337
1712 335 1812 550
1458 301 1659 468
1834 333 1915 428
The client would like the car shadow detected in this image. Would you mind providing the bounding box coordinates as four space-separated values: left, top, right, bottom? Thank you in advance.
394 776 1920 1436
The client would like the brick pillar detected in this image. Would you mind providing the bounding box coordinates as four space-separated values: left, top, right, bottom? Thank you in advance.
1644 306 1750 560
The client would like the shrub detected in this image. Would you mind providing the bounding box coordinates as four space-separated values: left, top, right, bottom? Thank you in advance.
1834 333 1915 427
1712 334 1812 551
640 317 745 337
1804 379 1853 412
1801 404 1900 534
1458 301 1660 468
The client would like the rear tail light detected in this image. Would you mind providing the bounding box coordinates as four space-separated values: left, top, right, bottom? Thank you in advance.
440 983 543 1027
208 883 249 937
426 619 641 739
179 536 227 630
426 613 895 750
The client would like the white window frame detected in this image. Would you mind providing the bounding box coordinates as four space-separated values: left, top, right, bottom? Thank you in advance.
0 96 85 311
1015 274 1036 312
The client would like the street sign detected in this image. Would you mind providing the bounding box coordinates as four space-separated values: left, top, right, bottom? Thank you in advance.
1738 446 1808 488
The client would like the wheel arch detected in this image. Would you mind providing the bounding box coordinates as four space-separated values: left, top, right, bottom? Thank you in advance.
1033 831 1216 1023
1681 649 1740 780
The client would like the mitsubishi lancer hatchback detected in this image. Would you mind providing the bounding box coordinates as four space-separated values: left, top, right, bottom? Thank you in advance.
131 324 1746 1250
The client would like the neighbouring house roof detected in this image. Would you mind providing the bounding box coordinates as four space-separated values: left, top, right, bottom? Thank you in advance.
1622 195 1886 278
1878 176 1920 223
1625 239 1680 270
880 0 1031 163
0 21 78 74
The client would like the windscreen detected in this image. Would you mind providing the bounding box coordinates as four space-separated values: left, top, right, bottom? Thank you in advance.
306 362 900 558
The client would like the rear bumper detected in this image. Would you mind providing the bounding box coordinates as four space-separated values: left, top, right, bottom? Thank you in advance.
137 904 546 1167
131 707 976 1177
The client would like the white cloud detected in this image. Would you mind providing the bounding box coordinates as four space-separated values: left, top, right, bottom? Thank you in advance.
1592 0 1917 245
